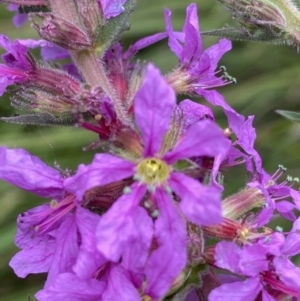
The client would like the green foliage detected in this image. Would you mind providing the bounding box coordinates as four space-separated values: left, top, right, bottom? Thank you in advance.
276 110 300 122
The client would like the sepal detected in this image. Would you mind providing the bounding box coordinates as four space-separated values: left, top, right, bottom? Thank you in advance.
1 113 76 126
94 0 137 56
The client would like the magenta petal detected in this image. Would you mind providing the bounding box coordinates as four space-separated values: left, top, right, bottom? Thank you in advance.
290 188 300 210
273 257 300 290
258 232 285 257
73 207 106 279
178 99 214 133
203 38 232 71
41 44 70 61
64 154 134 200
164 8 183 59
282 217 300 256
100 0 127 19
96 184 147 262
35 273 105 301
182 3 202 64
236 116 262 173
135 63 176 157
145 188 187 299
208 277 262 301
169 172 222 226
102 265 140 301
239 244 268 277
276 200 296 221
0 147 63 198
45 215 79 287
164 119 231 164
124 32 168 59
214 241 242 274
199 90 246 136
262 290 276 301
121 205 154 276
12 13 28 28
9 241 55 278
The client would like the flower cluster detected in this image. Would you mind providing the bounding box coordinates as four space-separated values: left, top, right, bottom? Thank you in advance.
0 1 300 301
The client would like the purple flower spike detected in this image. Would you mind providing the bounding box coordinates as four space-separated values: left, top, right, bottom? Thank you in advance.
163 3 264 173
65 63 231 299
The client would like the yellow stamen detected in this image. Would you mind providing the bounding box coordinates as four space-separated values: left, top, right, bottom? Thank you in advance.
50 200 58 208
136 158 169 186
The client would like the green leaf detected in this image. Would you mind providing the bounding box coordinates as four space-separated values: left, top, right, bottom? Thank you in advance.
202 26 288 44
275 110 300 123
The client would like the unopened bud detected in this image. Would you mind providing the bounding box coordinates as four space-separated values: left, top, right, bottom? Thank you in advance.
77 0 105 39
202 217 243 240
32 13 91 50
222 187 265 220
164 269 191 298
203 246 216 266
204 0 300 48
187 223 205 266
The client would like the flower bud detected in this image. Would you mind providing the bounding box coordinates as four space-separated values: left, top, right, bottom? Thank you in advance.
187 223 205 267
32 13 91 50
205 0 300 48
203 246 216 267
222 187 265 220
202 217 243 240
77 0 105 39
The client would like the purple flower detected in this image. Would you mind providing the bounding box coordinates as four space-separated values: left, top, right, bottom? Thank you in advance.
0 147 97 286
40 44 70 61
0 147 63 197
64 63 230 299
35 272 106 301
177 99 214 133
247 166 300 226
0 34 47 96
164 3 232 105
209 241 275 301
210 225 300 300
7 4 28 28
163 4 262 174
98 0 128 19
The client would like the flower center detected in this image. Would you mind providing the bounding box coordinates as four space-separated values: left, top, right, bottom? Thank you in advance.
136 158 169 186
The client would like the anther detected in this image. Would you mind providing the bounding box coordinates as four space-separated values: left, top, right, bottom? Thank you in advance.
123 186 131 194
50 200 58 208
94 114 102 121
151 209 159 218
165 186 172 194
144 201 151 208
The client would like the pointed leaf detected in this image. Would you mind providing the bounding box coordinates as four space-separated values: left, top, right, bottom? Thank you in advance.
275 110 300 123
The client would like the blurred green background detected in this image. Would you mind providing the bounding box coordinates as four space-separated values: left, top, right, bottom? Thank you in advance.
1 0 300 300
